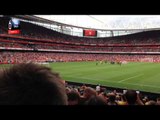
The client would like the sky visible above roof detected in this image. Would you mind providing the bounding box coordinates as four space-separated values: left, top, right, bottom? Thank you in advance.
35 15 160 30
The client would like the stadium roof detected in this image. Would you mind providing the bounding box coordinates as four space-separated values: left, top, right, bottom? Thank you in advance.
35 15 160 30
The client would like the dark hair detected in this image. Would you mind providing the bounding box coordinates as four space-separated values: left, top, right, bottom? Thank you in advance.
85 96 107 105
67 90 80 105
125 90 137 105
67 90 80 102
108 93 116 102
0 63 67 105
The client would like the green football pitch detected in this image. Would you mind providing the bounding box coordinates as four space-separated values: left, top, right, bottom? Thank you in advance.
50 62 160 94
1 62 160 94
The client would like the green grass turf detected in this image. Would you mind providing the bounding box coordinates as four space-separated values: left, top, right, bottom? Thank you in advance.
49 62 160 94
1 62 160 94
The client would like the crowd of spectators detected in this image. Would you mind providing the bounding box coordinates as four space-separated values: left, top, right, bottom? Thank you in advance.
65 82 160 105
1 52 160 64
1 38 160 52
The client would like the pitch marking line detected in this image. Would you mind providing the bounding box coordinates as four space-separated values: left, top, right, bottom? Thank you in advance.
118 74 143 83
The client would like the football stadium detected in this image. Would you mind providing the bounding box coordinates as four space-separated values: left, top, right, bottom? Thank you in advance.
0 15 160 105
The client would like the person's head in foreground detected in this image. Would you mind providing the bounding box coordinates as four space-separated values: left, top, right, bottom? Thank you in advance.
0 63 67 105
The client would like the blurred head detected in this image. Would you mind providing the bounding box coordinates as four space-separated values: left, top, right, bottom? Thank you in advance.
145 100 157 105
66 87 71 94
115 95 121 101
85 95 107 105
67 90 80 105
107 93 117 105
156 97 160 105
125 90 137 105
0 63 67 105
108 93 116 102
157 97 160 102
83 87 97 99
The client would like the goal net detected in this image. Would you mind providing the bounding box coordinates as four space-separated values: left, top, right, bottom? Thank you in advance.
140 57 153 62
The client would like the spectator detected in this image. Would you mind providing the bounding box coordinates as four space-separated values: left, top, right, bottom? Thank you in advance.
85 95 107 105
83 87 97 100
107 93 118 105
116 94 127 105
156 97 160 105
96 84 101 94
0 63 67 105
67 90 80 105
79 87 97 105
125 90 143 105
145 100 157 105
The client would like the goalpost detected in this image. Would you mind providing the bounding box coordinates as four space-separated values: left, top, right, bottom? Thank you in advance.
140 57 154 63
34 62 50 67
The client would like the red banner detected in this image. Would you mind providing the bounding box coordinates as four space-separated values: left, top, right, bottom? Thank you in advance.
83 29 97 37
8 30 20 34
